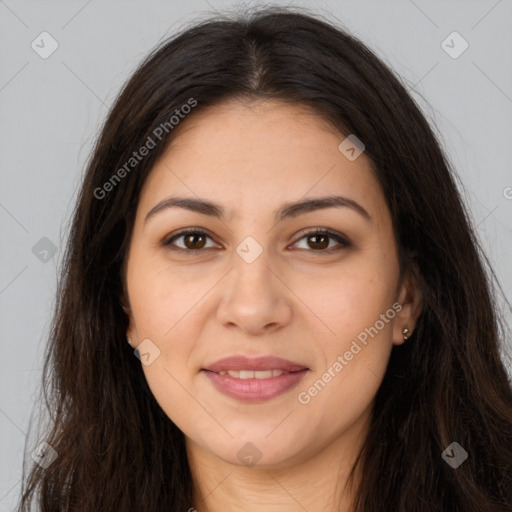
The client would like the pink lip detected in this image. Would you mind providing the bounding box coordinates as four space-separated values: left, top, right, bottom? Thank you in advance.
202 355 308 373
201 355 309 402
202 369 309 402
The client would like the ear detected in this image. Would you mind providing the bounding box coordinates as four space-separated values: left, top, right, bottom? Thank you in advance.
392 269 422 346
120 297 137 348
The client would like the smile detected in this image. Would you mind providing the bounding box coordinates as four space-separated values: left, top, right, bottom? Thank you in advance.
201 368 309 402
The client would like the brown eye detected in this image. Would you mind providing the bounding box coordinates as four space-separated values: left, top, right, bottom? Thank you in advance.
306 233 330 250
163 229 218 251
183 233 207 249
163 228 350 254
293 229 350 252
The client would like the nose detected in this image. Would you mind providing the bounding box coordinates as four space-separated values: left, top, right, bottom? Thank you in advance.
215 249 293 336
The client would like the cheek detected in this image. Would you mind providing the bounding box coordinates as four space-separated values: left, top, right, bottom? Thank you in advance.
127 246 203 337
291 255 397 410
291 258 398 347
126 251 203 399
131 271 204 430
295 275 396 434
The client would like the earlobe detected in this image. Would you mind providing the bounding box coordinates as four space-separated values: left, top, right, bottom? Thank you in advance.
393 271 423 345
126 324 137 348
120 299 137 347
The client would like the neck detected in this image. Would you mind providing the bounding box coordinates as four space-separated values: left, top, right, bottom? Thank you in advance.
185 413 368 512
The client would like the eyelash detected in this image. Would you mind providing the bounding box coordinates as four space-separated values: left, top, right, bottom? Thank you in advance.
162 227 351 254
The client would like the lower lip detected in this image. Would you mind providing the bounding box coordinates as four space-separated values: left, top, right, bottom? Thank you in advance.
202 369 309 402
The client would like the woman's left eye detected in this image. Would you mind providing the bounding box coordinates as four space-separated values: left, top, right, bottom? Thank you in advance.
293 229 350 252
162 228 350 253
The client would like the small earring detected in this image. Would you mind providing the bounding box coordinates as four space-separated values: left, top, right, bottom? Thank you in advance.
127 337 132 345
402 328 411 340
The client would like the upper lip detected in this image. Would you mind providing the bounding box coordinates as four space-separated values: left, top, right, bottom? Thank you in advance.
202 355 308 373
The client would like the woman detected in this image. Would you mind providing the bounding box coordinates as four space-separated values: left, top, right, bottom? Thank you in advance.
17 6 512 511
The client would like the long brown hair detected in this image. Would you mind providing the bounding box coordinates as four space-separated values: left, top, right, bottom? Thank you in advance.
17 6 512 511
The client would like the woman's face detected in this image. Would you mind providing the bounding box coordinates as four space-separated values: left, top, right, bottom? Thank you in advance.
125 99 419 469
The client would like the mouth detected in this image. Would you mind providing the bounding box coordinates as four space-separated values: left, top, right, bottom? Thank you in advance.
205 369 299 379
202 355 308 374
201 355 309 402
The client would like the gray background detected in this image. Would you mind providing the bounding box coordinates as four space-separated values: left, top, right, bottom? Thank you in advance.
1 0 511 509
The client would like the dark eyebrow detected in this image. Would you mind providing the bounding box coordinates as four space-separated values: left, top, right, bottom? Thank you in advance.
144 195 371 224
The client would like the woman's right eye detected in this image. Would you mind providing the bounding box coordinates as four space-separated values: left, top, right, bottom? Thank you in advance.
163 229 220 252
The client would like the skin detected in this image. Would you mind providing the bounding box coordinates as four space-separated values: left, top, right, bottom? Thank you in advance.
124 99 422 512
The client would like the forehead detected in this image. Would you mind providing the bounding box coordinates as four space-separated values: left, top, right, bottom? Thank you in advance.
138 99 387 223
